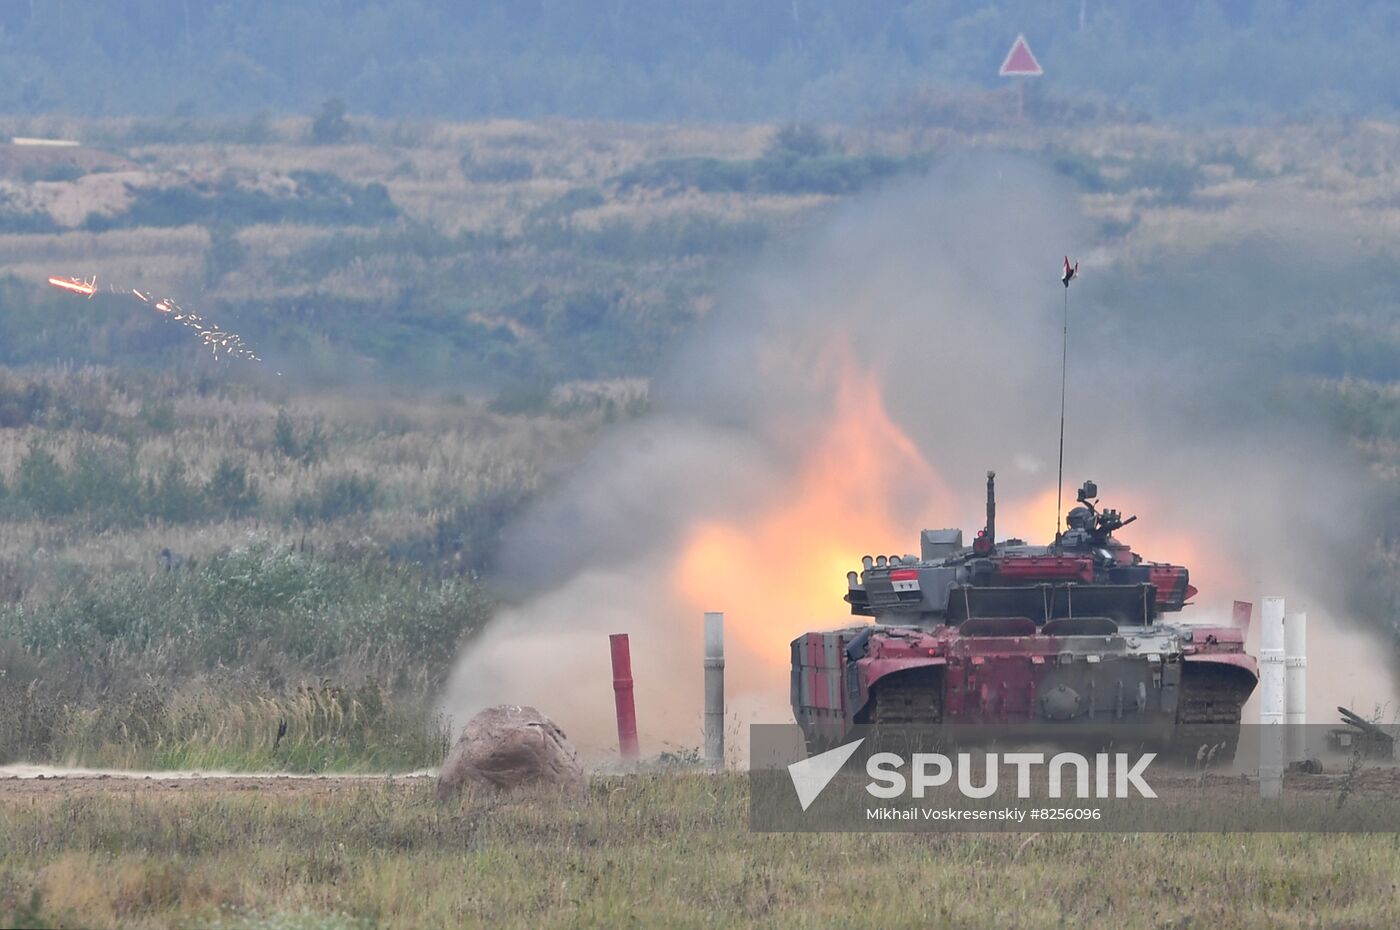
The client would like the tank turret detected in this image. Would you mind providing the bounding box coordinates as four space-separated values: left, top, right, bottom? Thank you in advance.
844 474 1197 629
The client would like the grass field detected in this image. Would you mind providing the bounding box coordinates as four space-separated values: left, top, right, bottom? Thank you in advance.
1 113 1400 930
2 773 1399 930
0 365 635 772
3 113 1400 774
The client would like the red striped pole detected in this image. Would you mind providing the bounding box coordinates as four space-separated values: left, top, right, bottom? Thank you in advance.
609 633 640 761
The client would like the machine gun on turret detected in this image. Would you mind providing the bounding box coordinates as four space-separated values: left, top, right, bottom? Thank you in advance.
1060 480 1138 550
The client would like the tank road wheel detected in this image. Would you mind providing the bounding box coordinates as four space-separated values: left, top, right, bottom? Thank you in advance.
1174 665 1255 767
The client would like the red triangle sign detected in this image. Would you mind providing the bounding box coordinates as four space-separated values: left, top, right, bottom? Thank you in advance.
999 34 1043 77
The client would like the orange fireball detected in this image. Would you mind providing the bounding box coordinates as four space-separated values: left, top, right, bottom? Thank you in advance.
673 355 955 666
673 351 1248 681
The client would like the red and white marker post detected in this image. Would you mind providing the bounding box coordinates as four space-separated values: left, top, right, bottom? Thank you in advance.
609 633 640 761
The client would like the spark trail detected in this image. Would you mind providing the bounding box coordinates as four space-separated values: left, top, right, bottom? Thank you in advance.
46 275 97 298
46 275 261 362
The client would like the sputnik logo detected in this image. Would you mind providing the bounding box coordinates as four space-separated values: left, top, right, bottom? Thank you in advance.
786 738 1160 809
787 738 864 811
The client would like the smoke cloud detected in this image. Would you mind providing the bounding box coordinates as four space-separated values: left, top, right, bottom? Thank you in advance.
440 154 1398 756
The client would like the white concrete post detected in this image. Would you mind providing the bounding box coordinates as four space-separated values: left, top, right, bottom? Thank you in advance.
1285 611 1307 765
704 612 725 767
1259 596 1286 799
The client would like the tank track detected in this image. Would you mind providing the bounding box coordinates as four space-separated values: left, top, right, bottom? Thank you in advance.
1175 666 1250 765
862 670 945 755
871 669 944 726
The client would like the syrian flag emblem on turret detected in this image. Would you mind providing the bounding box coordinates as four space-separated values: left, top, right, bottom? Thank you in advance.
1061 256 1078 288
889 568 920 592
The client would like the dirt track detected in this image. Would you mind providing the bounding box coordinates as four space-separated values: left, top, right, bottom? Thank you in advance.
0 764 435 796
7 747 1400 805
6 763 1400 799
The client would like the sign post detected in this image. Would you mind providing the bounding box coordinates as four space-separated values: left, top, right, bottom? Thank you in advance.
998 34 1043 119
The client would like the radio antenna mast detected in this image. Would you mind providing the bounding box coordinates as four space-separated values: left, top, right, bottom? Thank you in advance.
1055 256 1078 546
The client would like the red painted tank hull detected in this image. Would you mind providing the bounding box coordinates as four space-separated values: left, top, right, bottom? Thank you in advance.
792 622 1257 754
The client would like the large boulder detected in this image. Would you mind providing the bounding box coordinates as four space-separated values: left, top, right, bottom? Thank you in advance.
436 705 585 800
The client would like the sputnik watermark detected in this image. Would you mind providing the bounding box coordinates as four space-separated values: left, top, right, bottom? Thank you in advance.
865 750 1156 800
868 807 1030 822
752 723 1400 832
787 738 866 811
789 740 1155 811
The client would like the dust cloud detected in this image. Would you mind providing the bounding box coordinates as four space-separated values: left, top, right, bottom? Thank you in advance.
440 154 1398 756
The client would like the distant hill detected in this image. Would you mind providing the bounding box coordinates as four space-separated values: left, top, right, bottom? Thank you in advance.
2 1 1399 123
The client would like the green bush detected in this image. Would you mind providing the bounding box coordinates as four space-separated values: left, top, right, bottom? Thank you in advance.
383 486 530 576
9 442 270 527
1319 383 1400 443
84 171 397 231
293 474 379 523
768 122 835 159
1046 149 1203 204
204 222 248 285
0 375 112 431
460 151 534 183
530 186 606 222
143 460 203 524
15 447 69 516
140 399 177 433
26 445 146 527
206 458 261 517
21 162 84 183
1123 156 1202 205
274 410 327 465
0 198 59 233
1302 321 1400 381
612 150 922 196
487 379 555 416
310 97 350 145
1048 149 1110 193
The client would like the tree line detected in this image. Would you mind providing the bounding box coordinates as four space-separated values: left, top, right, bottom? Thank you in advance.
2 1 1398 123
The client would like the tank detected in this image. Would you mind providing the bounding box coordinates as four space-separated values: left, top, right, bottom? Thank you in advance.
791 472 1258 760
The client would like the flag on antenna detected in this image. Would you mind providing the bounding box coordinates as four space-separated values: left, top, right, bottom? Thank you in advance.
1060 256 1078 288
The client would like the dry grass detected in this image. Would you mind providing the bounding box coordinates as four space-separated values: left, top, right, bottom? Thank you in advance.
14 114 1400 293
0 367 606 592
19 679 448 774
1 773 1399 929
